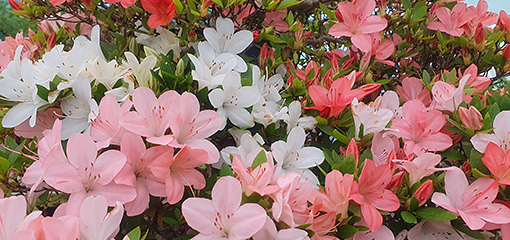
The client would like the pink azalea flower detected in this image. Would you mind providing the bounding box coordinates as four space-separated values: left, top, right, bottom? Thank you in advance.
167 92 223 164
471 110 510 153
461 64 491 94
26 215 80 240
431 74 469 112
231 148 280 197
181 176 267 239
253 216 310 240
307 76 380 119
394 153 442 185
78 195 124 240
396 77 431 106
307 212 338 240
264 11 289 32
119 87 179 145
0 195 41 240
329 0 387 52
391 100 452 156
427 2 475 37
465 0 498 32
116 133 168 216
351 160 400 232
22 119 67 199
312 170 355 219
44 134 136 216
408 219 478 240
270 172 314 228
151 146 208 204
91 95 133 149
348 219 395 240
432 167 510 230
14 108 61 139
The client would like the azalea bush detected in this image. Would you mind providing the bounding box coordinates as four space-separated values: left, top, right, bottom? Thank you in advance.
3 0 510 239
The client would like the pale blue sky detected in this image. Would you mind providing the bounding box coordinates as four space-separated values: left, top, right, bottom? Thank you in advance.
464 0 510 13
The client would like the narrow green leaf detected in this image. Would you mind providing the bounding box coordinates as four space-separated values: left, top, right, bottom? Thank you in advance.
125 227 141 240
415 208 457 221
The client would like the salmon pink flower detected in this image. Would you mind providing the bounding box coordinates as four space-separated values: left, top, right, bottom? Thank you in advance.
91 95 132 149
141 0 176 28
461 64 491 94
408 220 476 240
182 176 266 239
432 167 510 230
151 146 208 204
253 216 309 240
312 170 355 219
482 142 510 186
431 74 469 112
78 195 124 240
329 0 388 52
394 153 442 185
307 75 380 119
351 160 400 232
427 2 474 37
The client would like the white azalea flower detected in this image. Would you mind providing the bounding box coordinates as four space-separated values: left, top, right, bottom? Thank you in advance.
285 101 317 133
251 65 284 103
0 48 48 128
271 127 324 187
188 42 237 90
252 101 288 128
122 52 157 88
208 72 261 129
213 131 265 169
87 56 133 102
60 76 99 140
204 17 253 72
42 45 87 90
351 90 399 140
137 28 181 60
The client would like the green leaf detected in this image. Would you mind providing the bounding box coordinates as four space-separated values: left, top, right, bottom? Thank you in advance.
415 208 457 221
339 153 355 175
376 79 391 85
501 95 510 111
441 149 466 161
125 227 141 240
315 116 328 125
402 0 411 9
401 211 417 223
422 71 430 85
220 163 234 177
410 197 419 212
36 84 49 101
469 148 490 175
0 157 10 175
489 102 500 121
348 202 361 216
332 129 350 145
337 225 359 238
252 150 268 169
355 225 370 232
266 123 276 137
451 219 486 240
319 3 336 20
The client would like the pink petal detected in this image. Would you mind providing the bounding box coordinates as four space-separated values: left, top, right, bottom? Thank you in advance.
182 198 217 235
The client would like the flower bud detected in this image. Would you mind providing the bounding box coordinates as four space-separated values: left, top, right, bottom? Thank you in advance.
175 58 185 77
459 106 483 131
8 0 23 10
387 171 405 193
413 180 433 207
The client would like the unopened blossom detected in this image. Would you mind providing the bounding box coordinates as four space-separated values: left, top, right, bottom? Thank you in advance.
459 106 483 131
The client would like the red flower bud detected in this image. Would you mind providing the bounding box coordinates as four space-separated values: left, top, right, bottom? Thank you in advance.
8 0 23 10
387 171 405 193
413 180 433 207
253 30 259 42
